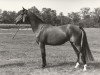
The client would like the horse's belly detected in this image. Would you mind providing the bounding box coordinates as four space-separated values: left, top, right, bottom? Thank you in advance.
46 33 68 45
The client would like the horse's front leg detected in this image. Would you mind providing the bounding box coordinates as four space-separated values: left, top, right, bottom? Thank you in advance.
40 43 46 68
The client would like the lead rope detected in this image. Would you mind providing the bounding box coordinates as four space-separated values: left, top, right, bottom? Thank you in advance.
12 24 20 39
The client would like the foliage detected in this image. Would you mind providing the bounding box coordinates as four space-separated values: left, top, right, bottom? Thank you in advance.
0 7 100 28
1 11 17 24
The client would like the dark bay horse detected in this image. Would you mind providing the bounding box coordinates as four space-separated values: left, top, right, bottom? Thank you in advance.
15 8 94 71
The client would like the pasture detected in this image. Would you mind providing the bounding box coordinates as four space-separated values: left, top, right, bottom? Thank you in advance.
0 28 99 75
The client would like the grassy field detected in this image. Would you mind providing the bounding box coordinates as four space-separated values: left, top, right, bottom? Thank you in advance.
0 28 100 75
0 24 30 29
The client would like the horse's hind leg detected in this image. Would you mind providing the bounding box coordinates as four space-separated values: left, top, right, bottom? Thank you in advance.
70 42 87 71
40 43 46 68
70 42 81 69
81 50 87 71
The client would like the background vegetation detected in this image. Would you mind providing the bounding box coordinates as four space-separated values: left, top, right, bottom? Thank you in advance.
0 6 100 28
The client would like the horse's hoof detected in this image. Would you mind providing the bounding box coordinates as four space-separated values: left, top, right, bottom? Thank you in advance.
83 69 87 71
42 65 46 68
83 64 87 71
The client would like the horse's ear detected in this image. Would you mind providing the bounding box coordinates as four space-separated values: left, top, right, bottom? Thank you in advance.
22 7 25 10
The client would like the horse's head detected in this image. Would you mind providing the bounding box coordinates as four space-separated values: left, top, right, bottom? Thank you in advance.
15 7 28 24
15 7 44 32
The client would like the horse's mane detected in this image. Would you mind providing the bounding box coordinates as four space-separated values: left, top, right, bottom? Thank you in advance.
26 10 46 32
27 10 44 24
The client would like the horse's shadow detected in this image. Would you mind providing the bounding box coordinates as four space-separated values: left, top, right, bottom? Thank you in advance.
0 62 25 68
46 61 100 69
88 62 100 69
47 61 75 68
0 61 100 69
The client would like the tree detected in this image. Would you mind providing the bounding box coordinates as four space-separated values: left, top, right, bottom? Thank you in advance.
9 11 17 23
93 8 100 23
92 8 100 27
2 11 10 23
79 7 93 27
1 11 17 23
49 10 57 25
42 8 52 24
41 8 57 25
80 7 90 19
0 9 2 23
0 9 2 15
68 12 80 25
28 6 42 18
57 12 71 25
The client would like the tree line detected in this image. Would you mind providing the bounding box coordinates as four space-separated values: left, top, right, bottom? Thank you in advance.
0 6 100 27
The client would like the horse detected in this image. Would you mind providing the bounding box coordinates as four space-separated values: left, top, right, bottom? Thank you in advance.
15 7 94 71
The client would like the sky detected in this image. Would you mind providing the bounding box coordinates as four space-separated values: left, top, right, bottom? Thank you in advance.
0 0 100 15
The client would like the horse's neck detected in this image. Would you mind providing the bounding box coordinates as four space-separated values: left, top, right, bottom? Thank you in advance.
28 12 51 32
29 19 41 32
27 12 42 32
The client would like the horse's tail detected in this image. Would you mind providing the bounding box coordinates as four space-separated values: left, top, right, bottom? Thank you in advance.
79 26 94 61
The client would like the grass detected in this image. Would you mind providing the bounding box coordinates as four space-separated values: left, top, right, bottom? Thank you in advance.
0 28 100 75
0 24 30 29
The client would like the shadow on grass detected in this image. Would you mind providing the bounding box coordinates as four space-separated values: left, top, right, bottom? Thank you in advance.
88 62 100 69
46 61 100 69
0 60 100 69
0 62 25 68
46 61 75 68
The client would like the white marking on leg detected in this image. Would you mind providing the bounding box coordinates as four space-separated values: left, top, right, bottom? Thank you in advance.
75 62 80 68
83 64 87 71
